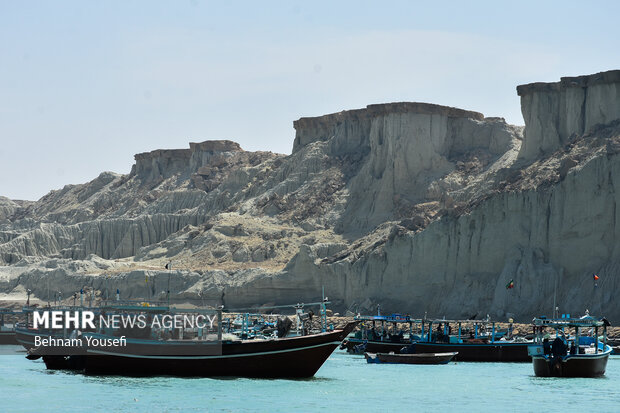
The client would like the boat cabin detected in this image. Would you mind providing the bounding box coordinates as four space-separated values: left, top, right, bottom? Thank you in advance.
529 315 609 357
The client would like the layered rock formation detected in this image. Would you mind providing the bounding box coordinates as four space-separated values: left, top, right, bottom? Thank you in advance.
1 70 620 322
294 102 519 234
518 70 620 160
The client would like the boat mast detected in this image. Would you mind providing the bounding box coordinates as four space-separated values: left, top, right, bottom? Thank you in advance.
552 274 557 319
321 286 327 333
167 261 172 308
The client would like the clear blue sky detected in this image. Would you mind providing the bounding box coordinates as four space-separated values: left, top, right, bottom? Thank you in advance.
1 1 619 201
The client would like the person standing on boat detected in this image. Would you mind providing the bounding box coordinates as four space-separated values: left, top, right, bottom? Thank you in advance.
551 333 568 362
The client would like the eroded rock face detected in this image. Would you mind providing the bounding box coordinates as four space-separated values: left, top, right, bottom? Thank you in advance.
293 102 486 154
293 102 520 234
2 71 620 322
281 139 620 318
0 140 283 265
134 149 192 181
0 197 32 222
517 70 620 160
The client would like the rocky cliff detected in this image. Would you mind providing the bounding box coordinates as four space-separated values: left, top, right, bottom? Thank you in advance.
1 70 620 322
518 70 620 160
293 102 519 235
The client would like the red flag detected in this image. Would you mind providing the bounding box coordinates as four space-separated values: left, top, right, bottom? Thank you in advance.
593 274 599 281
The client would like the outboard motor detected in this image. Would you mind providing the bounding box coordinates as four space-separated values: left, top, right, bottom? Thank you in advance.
352 342 367 354
400 343 416 354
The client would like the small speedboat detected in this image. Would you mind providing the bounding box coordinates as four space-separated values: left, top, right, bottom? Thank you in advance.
364 351 457 365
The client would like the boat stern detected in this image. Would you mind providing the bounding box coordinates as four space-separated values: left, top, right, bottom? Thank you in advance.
527 344 544 357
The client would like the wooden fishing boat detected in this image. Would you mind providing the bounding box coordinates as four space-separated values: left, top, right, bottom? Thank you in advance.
21 300 355 378
344 313 531 361
528 315 612 377
341 313 419 354
410 318 531 362
81 323 357 377
364 351 457 364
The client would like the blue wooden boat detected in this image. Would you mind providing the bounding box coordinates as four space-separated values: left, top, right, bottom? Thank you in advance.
341 314 416 354
408 318 531 362
528 315 612 377
343 314 531 362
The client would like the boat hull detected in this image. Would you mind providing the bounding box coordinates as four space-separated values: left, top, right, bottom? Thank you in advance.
532 352 610 377
343 339 409 354
16 326 81 351
83 323 357 378
365 352 457 365
0 331 18 345
42 355 87 370
15 327 42 350
411 341 531 362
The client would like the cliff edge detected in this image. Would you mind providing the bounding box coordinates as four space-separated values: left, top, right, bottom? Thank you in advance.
1 70 619 322
517 70 620 160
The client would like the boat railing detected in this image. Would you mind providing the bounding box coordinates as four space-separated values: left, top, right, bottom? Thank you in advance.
531 315 610 355
352 315 522 344
532 317 606 328
354 314 419 323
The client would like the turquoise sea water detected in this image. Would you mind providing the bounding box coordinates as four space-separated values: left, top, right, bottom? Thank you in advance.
1 346 619 412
